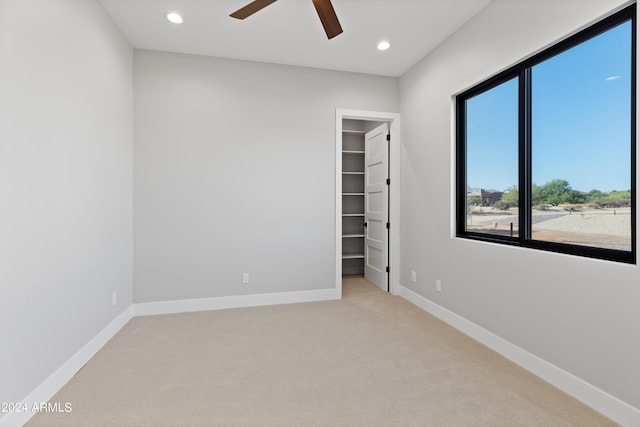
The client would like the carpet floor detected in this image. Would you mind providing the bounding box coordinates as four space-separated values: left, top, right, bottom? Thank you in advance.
28 276 616 426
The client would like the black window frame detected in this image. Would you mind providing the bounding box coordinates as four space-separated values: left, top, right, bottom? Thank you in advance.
456 4 636 264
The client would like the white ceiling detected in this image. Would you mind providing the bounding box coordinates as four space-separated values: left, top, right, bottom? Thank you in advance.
97 0 492 77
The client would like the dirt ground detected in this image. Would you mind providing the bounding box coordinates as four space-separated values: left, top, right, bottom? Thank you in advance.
466 206 632 251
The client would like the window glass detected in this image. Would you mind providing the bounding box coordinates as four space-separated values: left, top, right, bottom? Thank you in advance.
465 77 520 237
531 21 632 251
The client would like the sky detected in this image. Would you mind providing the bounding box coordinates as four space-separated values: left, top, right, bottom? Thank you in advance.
466 20 632 193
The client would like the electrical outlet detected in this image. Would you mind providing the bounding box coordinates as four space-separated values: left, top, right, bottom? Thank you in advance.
411 271 417 282
242 273 250 284
436 280 442 293
111 292 117 306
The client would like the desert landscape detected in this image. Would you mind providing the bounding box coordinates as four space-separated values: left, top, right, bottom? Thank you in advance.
466 206 632 251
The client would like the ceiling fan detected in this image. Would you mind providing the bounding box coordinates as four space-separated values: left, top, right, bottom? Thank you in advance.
230 0 343 40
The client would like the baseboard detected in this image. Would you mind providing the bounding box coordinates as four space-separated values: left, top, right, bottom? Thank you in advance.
398 285 640 426
0 306 134 427
134 287 341 316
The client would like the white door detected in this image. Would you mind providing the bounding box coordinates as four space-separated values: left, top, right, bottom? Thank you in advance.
364 123 389 291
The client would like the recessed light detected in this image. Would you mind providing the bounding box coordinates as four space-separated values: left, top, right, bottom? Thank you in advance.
166 12 183 24
377 41 391 51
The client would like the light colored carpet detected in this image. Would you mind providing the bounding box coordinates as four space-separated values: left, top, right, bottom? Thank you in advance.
28 277 616 426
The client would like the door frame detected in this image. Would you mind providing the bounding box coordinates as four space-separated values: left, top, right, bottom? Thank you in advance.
335 108 400 296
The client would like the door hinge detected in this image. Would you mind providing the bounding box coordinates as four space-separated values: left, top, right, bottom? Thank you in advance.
364 222 368 227
386 266 390 273
386 178 390 185
386 222 390 229
386 133 390 142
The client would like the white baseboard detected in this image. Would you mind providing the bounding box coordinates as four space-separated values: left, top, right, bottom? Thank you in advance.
1 306 134 427
134 288 341 316
398 285 640 427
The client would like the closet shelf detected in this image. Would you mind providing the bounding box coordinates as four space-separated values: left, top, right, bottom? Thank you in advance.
342 254 365 259
342 150 365 155
342 129 365 135
342 213 364 217
342 234 365 238
342 193 364 196
342 171 365 175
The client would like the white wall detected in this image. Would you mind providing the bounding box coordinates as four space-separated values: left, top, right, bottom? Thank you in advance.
0 0 133 411
399 0 640 414
134 51 398 303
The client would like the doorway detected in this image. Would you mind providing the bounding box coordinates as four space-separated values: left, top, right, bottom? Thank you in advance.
335 109 400 297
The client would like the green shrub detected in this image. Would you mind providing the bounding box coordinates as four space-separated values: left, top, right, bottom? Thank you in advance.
493 200 515 210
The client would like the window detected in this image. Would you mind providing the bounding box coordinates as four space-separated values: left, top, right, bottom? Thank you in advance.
456 5 636 263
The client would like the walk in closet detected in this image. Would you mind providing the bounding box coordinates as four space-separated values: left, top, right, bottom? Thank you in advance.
341 119 388 279
341 120 367 275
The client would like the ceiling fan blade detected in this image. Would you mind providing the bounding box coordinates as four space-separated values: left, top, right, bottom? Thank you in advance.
230 0 278 19
312 0 343 39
